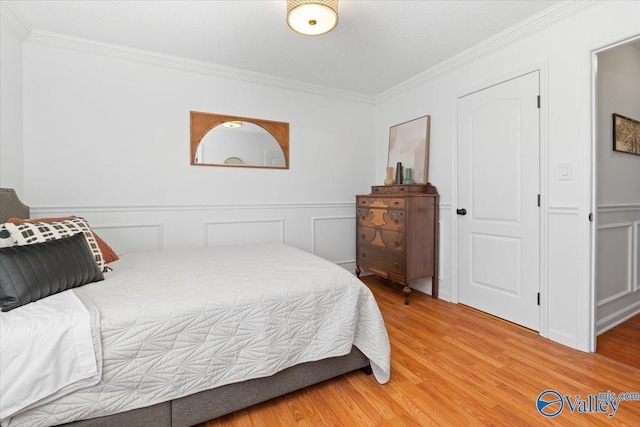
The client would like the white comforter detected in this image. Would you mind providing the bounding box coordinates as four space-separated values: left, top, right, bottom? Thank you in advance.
8 243 390 427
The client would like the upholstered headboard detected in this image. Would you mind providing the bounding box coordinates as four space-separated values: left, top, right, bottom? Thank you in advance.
0 188 30 222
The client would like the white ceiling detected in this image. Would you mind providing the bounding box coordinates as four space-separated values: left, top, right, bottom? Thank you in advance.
7 0 563 97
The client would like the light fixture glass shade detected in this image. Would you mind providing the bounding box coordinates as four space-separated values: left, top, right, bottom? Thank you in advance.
221 121 243 128
287 0 338 36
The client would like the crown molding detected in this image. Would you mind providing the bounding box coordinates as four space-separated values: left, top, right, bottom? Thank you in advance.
0 1 29 40
25 30 375 105
5 0 595 104
375 0 597 103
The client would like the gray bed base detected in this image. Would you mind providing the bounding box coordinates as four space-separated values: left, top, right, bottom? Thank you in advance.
60 347 371 427
0 190 373 426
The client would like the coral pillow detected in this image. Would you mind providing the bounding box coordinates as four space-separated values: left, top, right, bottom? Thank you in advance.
8 216 119 265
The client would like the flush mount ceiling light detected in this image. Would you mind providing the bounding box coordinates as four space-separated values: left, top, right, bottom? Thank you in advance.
287 0 338 36
221 121 243 128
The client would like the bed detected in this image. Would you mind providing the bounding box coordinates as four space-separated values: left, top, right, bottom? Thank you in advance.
0 188 391 427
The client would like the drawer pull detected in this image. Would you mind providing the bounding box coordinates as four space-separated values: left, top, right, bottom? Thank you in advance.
394 219 399 224
394 262 400 268
361 234 365 239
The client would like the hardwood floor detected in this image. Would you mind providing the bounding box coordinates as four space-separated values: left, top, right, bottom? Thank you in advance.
597 314 640 371
201 276 640 426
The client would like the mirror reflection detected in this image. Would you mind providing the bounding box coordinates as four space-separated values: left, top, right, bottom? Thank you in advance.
195 122 285 167
190 112 289 169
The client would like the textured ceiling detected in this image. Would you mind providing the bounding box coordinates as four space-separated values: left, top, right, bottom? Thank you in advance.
7 0 562 96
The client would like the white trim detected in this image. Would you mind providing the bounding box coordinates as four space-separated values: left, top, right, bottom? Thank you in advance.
589 30 640 353
597 203 640 213
547 329 577 349
375 1 596 102
588 46 598 353
539 61 550 340
91 223 164 251
310 215 355 255
203 218 285 247
0 2 29 41
595 222 634 306
597 221 634 230
635 221 639 293
335 260 356 267
25 30 374 105
31 201 356 216
547 205 580 215
596 299 640 335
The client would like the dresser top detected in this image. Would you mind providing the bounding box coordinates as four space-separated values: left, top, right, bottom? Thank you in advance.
361 183 438 197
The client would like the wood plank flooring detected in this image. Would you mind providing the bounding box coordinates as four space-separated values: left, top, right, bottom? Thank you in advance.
200 276 640 426
597 314 640 370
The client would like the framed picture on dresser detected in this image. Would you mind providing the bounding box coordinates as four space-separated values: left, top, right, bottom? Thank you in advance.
387 115 431 184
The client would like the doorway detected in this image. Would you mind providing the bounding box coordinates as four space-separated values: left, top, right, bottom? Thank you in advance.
457 71 541 331
594 37 640 364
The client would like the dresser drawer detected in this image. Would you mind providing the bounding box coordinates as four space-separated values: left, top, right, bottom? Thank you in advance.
371 184 428 194
357 246 405 279
357 208 404 231
357 196 405 209
358 226 404 252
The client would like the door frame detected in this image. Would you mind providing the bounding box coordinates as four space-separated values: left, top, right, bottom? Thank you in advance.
587 31 640 352
451 62 549 338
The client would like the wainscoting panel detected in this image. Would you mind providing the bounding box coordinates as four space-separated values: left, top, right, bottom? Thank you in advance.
91 224 163 254
596 205 640 334
596 222 633 305
311 216 355 272
205 219 284 248
546 208 580 348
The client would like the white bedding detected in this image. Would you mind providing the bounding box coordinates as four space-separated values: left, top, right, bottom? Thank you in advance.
0 290 101 424
8 243 390 427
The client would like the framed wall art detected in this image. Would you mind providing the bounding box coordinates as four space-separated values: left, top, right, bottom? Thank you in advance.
613 113 640 156
387 115 431 184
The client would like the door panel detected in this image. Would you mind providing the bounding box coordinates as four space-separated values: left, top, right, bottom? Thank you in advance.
458 71 540 331
471 100 522 223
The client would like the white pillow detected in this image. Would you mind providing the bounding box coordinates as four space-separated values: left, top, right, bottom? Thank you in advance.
4 218 105 271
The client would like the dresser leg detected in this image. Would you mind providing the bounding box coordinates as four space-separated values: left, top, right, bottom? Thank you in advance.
355 266 361 277
403 284 411 305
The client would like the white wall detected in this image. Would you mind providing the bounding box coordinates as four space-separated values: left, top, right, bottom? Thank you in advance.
10 1 640 351
374 1 640 350
21 41 375 272
0 10 24 192
596 42 640 333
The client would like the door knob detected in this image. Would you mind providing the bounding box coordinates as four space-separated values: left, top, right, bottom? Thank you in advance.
457 208 467 215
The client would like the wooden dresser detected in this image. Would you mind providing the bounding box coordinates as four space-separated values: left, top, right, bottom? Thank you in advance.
356 184 439 304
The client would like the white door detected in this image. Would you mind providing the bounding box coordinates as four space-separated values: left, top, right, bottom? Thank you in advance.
457 71 540 331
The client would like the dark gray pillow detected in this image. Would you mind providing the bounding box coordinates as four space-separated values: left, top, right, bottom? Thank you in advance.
0 232 104 312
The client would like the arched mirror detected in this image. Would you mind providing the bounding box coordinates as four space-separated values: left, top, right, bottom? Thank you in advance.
190 111 289 169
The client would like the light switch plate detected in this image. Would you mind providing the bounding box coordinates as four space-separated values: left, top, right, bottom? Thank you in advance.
559 162 573 180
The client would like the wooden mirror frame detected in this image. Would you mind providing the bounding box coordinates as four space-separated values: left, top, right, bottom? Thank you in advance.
190 111 289 169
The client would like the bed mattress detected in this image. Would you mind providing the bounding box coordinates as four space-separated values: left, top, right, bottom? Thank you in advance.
8 243 390 426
